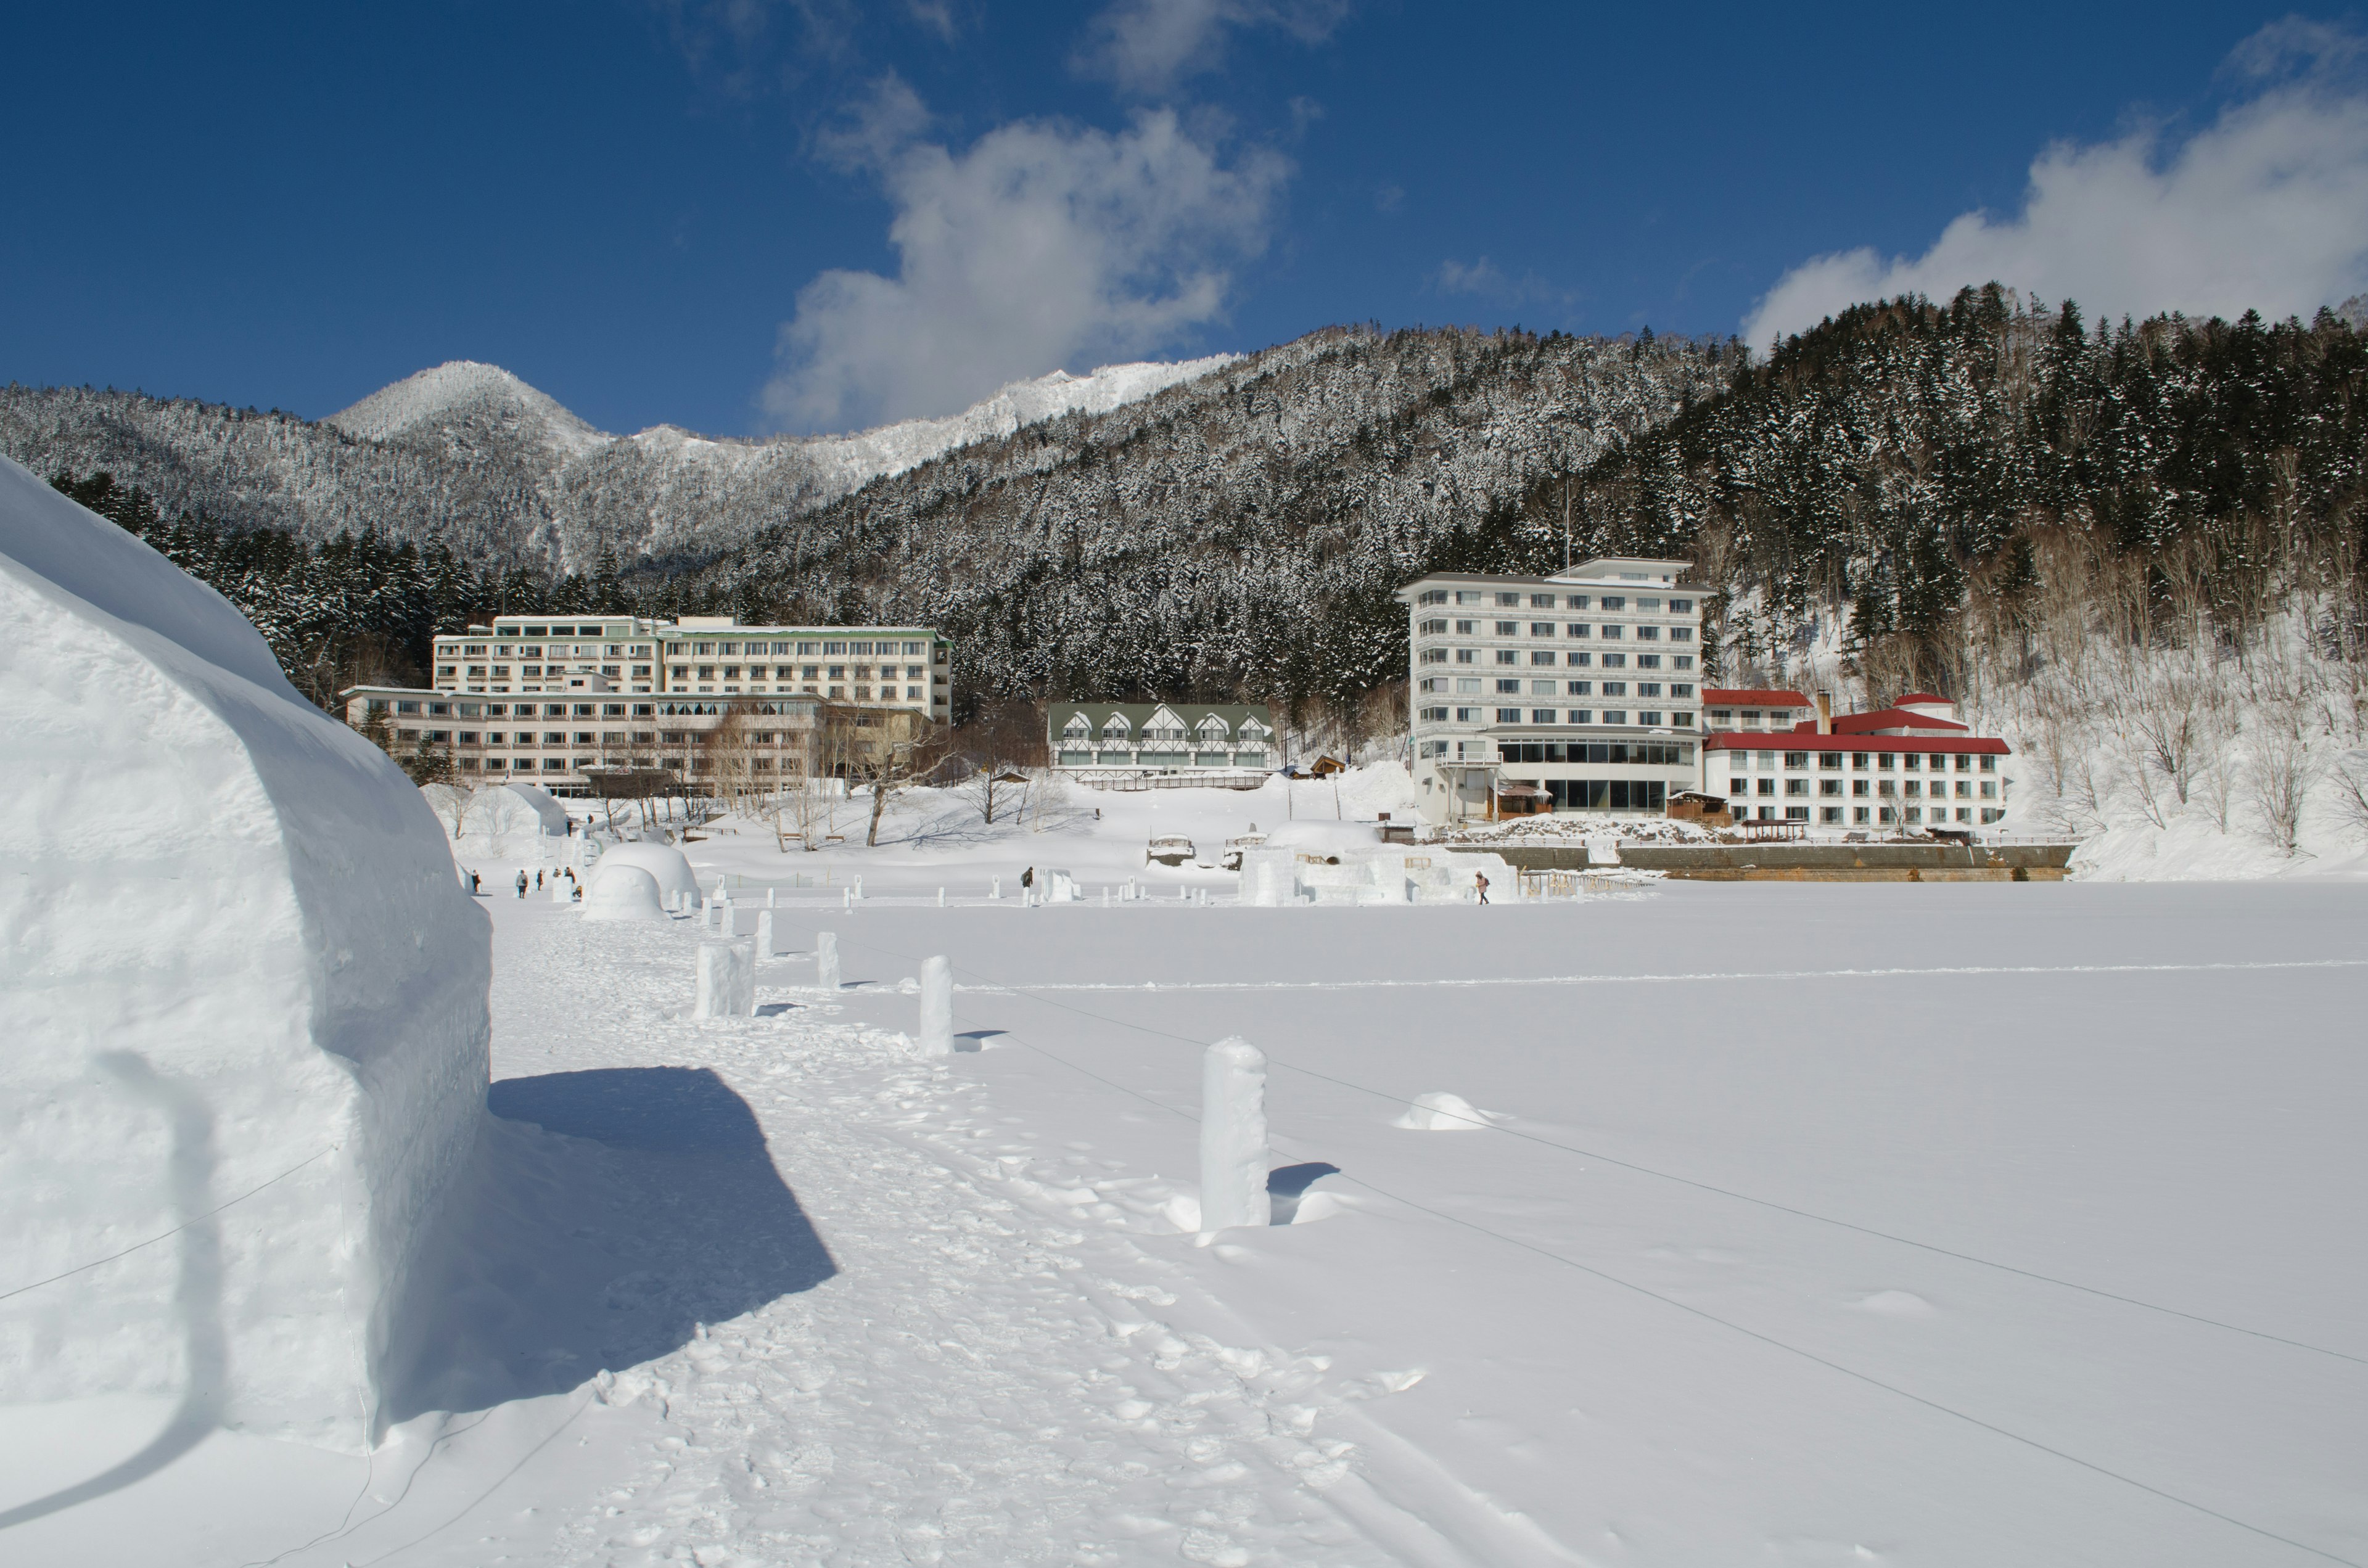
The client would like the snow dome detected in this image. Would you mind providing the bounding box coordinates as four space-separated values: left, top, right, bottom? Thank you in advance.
0 458 491 1453
582 864 670 922
587 840 699 906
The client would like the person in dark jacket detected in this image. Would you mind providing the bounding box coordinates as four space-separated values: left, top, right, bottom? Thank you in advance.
515 870 528 898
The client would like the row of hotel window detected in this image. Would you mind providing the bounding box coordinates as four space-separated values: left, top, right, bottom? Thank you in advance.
1421 651 1695 670
442 662 927 682
1732 777 2000 798
411 757 794 774
442 639 933 658
1417 620 1693 641
1415 590 1695 612
1423 679 1693 708
1737 805 2007 824
1717 750 1997 771
1422 707 1696 730
395 730 796 747
387 699 812 718
1418 715 1691 750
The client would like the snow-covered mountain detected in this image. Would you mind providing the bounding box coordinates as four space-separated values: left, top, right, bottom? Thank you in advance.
0 354 1240 571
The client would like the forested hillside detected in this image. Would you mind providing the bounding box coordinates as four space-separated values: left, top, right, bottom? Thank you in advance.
673 325 1729 711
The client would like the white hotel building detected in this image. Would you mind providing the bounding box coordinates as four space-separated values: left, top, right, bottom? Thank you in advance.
1701 689 2010 828
341 612 950 795
1399 557 1710 824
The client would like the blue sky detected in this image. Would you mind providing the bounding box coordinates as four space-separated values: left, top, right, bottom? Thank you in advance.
4 3 2361 437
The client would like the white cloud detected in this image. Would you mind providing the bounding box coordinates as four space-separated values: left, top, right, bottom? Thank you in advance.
1433 256 1572 313
1072 0 1354 96
1745 22 2368 346
766 84 1286 431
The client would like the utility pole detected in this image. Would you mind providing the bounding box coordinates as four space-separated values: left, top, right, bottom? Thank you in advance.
1562 478 1573 573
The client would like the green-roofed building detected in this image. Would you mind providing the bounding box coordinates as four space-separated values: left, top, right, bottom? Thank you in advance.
1045 702 1278 773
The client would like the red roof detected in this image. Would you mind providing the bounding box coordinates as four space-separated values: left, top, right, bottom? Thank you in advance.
1829 707 1970 735
1704 732 2007 756
1703 689 1808 706
1895 692 1949 704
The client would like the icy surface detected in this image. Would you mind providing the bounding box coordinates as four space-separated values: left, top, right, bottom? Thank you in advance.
0 456 488 1454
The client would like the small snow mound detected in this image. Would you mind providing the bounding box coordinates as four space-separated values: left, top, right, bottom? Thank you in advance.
1855 1290 1936 1316
589 840 699 906
582 865 668 923
1392 1091 1495 1131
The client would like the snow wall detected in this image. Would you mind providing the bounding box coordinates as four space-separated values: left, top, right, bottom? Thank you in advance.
0 457 491 1453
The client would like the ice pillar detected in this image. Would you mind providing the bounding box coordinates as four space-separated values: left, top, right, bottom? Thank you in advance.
694 938 756 1018
755 909 775 958
815 930 841 990
919 954 953 1056
1198 1038 1271 1231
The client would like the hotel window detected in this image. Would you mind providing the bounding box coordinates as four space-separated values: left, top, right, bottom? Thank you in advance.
1455 649 1476 664
1421 707 1449 721
1671 711 1693 726
1786 806 1810 821
1495 620 1519 636
1669 627 1693 642
1638 710 1664 726
1531 651 1556 665
1820 806 1844 823
1600 710 1627 724
1601 653 1626 668
1600 596 1625 610
1532 708 1558 724
1496 679 1522 694
1497 707 1521 722
1820 778 1843 796
1669 598 1693 613
1531 594 1555 608
1600 624 1624 639
1455 619 1476 634
1457 677 1481 692
1785 779 1809 796
1566 651 1592 667
1672 684 1695 699
1852 779 1870 796
1600 681 1626 697
1495 593 1521 607
1568 709 1593 723
1981 755 1998 772
1878 753 1896 769
1638 682 1663 697
1419 589 1449 605
1564 594 1590 609
1495 650 1519 665
1635 625 1660 641
1757 778 1776 795
1564 622 1590 638
1566 681 1592 696
1784 752 1808 769
1420 618 1447 635
1454 707 1481 722
1636 654 1661 670
1729 776 1749 795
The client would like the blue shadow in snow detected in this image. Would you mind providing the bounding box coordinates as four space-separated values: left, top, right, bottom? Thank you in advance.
1267 1161 1341 1225
391 1067 834 1422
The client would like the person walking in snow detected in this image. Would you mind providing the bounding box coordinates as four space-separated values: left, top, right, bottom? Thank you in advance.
1021 866 1034 890
1474 871 1490 905
515 870 528 898
469 871 480 895
535 869 543 891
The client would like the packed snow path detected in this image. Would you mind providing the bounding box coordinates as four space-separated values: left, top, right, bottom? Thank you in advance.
471 903 1383 1567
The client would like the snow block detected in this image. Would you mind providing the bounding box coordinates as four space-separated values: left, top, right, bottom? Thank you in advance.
581 864 668 923
694 940 757 1019
755 909 776 958
1043 869 1078 903
918 956 954 1056
1198 1039 1271 1231
0 456 491 1453
815 930 841 990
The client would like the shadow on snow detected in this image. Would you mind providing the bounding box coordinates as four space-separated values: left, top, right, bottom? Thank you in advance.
386 1066 835 1424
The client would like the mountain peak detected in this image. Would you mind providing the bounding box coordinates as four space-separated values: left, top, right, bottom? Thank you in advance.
327 361 609 453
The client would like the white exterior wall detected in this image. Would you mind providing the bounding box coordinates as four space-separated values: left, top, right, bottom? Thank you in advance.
1402 559 1708 825
1704 742 2010 827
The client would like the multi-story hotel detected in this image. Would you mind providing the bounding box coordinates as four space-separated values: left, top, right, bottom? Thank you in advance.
1700 689 2011 828
1399 557 1711 823
342 613 950 796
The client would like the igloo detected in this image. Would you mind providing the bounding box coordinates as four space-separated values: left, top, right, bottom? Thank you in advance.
586 840 698 908
0 458 490 1453
582 864 670 922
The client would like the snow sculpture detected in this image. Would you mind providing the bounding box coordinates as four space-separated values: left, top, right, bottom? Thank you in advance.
1043 869 1079 903
0 457 490 1452
587 841 698 909
694 940 756 1018
918 956 954 1056
1586 834 1622 866
755 909 776 958
815 930 841 990
1392 1091 1493 1131
582 865 668 923
1198 1039 1271 1231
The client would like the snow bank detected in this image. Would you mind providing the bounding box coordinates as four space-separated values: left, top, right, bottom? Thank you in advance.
0 456 490 1453
1392 1091 1495 1131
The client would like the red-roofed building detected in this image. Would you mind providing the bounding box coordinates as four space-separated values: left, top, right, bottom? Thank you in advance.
1700 691 2011 829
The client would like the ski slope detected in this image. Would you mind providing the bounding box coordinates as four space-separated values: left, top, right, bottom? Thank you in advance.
5 782 2364 1566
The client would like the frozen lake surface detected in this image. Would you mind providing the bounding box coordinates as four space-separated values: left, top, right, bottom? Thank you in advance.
9 871 2364 1566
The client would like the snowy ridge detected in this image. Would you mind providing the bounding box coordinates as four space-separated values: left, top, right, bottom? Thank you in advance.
326 361 609 459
